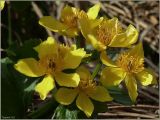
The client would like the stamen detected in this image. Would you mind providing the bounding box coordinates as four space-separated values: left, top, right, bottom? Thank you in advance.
116 52 144 74
78 77 96 94
96 20 122 46
61 15 78 28
61 10 87 29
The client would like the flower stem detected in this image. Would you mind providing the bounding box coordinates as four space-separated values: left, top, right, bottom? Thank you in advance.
91 60 102 79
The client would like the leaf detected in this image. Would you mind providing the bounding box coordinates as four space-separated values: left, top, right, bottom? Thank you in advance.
28 98 58 119
107 86 133 105
1 57 41 118
53 103 87 119
6 39 41 61
1 58 25 118
92 100 108 113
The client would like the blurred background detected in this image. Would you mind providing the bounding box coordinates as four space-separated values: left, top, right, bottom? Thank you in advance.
1 0 159 119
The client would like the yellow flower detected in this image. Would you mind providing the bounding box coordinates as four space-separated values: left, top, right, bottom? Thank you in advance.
55 66 113 117
39 3 100 37
14 37 86 100
79 17 138 51
0 1 5 10
100 43 156 102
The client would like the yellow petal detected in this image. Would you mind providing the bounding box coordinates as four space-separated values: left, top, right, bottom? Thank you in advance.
35 75 55 100
76 66 91 80
76 92 94 117
63 27 79 37
63 48 86 69
34 37 58 58
88 34 106 51
100 51 116 67
129 42 144 59
55 88 78 105
100 67 126 87
88 86 113 102
109 24 138 47
39 16 66 32
125 75 138 102
55 72 80 87
14 58 45 77
136 68 156 86
0 1 5 10
61 5 77 19
87 3 100 19
79 18 102 42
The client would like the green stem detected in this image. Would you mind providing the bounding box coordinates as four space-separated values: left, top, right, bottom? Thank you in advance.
8 2 12 45
91 60 102 79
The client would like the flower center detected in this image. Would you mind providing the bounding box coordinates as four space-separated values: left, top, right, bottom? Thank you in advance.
61 10 87 29
78 77 96 94
39 45 70 74
116 52 144 74
61 15 78 28
96 20 122 46
39 55 58 74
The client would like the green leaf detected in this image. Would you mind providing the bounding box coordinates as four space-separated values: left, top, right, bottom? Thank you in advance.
92 100 108 113
1 58 25 118
107 86 133 105
28 98 58 119
53 104 78 119
6 39 41 61
53 103 87 119
1 57 41 118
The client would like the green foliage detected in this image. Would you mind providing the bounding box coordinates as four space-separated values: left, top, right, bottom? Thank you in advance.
6 39 41 61
1 57 38 118
28 98 58 119
107 86 133 105
1 39 42 118
53 103 87 119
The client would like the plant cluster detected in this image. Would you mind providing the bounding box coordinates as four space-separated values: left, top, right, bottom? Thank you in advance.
2 3 157 119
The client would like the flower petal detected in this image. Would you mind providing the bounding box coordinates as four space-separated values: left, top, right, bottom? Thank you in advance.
88 34 106 51
109 24 138 47
79 18 102 42
55 88 78 105
35 75 55 100
129 42 144 59
55 72 80 87
61 5 77 19
39 16 66 32
100 51 116 67
136 68 156 86
0 1 5 10
88 86 113 102
34 37 58 58
76 92 94 117
63 48 86 69
63 27 79 37
14 58 45 77
87 3 100 19
76 66 91 80
100 67 126 87
125 75 138 102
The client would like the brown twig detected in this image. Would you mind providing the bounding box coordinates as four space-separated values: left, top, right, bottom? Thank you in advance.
31 2 54 38
98 111 158 119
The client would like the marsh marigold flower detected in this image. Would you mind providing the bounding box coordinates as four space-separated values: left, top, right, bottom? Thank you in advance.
79 17 138 51
14 37 86 100
100 43 156 102
39 4 100 37
55 66 113 117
